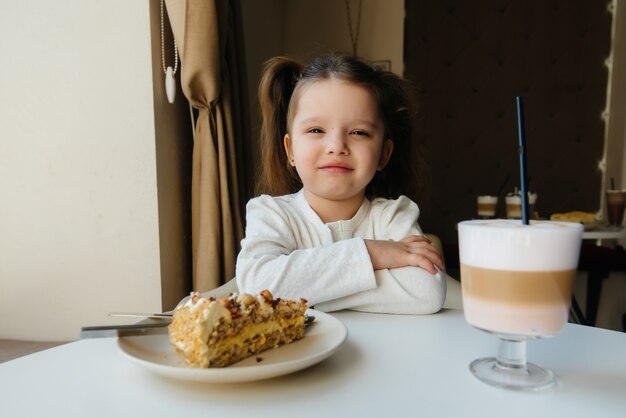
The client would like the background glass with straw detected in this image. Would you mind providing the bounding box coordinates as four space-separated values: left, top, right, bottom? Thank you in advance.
458 96 584 391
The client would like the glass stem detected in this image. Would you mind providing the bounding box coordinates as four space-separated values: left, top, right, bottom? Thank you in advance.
496 338 528 371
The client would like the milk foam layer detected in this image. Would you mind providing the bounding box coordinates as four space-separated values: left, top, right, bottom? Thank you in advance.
477 196 498 204
505 193 537 205
458 219 583 271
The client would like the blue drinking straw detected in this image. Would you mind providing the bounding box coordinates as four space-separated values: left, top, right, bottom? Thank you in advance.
516 96 530 225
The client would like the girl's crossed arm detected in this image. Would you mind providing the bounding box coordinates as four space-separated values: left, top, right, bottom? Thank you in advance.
364 235 444 274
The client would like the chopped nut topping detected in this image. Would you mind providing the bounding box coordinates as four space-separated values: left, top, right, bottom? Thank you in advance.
240 293 256 307
260 289 273 301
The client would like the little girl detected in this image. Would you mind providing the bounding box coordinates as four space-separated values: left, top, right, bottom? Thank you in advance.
236 53 446 314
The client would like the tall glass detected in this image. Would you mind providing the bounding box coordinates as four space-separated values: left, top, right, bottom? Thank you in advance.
606 189 626 228
458 219 583 391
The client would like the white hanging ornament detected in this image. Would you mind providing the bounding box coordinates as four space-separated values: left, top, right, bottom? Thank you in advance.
161 0 178 104
165 66 176 103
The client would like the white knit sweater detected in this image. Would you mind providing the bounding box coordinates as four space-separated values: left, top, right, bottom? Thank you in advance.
235 189 446 314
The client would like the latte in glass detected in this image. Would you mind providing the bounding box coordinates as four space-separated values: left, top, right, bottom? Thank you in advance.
459 219 583 337
477 195 498 218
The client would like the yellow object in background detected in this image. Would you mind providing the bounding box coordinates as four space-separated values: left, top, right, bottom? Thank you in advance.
550 211 596 223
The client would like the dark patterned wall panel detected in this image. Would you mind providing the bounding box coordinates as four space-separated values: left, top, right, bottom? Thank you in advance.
404 0 612 254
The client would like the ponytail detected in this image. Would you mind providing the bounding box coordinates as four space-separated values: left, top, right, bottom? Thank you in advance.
256 57 303 196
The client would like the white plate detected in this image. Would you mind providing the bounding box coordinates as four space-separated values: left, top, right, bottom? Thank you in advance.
117 310 347 383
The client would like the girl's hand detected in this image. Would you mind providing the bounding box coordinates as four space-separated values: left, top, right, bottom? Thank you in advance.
364 235 444 274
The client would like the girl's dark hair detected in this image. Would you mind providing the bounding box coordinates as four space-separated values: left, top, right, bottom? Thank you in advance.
256 52 426 201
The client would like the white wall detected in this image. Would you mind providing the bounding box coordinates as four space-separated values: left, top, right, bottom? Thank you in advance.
0 0 163 341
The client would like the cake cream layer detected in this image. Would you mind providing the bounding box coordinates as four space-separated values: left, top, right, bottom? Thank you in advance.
209 318 303 349
206 318 304 368
458 219 583 271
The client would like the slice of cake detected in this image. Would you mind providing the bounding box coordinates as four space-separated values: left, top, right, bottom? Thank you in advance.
168 290 308 368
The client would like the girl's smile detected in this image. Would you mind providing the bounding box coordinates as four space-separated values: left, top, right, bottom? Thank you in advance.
318 161 354 173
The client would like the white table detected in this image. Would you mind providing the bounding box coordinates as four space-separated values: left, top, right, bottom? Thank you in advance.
1 309 625 418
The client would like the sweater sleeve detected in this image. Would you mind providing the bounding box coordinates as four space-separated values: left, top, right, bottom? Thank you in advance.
235 196 377 306
315 266 446 314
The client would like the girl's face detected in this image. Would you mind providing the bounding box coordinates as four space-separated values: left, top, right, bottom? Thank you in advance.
284 78 393 219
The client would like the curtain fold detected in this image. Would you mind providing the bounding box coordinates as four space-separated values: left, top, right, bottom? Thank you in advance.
164 0 244 291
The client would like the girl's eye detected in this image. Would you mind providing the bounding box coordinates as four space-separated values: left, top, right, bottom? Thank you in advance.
306 128 324 134
351 130 369 136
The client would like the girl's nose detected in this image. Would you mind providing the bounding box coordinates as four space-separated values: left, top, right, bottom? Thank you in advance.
326 131 349 155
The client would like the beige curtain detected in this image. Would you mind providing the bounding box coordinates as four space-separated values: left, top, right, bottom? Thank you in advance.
164 0 244 291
